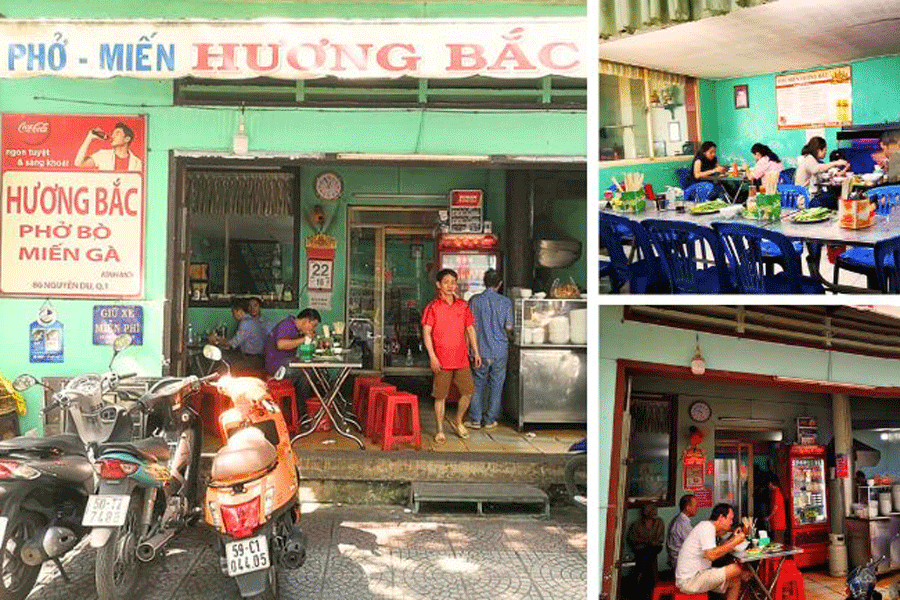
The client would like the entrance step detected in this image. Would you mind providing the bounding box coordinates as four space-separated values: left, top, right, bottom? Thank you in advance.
410 481 550 516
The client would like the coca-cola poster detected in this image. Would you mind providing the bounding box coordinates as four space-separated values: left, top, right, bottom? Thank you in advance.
1 114 146 298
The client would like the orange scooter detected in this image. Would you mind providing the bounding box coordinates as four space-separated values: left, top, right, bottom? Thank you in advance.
203 351 305 599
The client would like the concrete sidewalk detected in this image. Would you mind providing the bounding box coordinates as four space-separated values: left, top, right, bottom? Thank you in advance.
27 504 586 600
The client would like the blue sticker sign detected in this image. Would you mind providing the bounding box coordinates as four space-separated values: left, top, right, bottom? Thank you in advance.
30 301 63 363
93 305 143 345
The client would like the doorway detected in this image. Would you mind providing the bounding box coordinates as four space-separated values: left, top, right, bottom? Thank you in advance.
346 206 440 375
714 430 782 530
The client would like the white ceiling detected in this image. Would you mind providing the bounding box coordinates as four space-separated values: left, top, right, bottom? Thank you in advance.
599 0 900 79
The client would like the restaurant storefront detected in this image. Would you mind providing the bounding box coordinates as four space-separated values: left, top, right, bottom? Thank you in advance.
0 2 587 433
599 306 900 598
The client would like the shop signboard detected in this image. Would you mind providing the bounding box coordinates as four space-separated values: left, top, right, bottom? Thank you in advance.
92 305 144 345
0 19 587 81
694 486 713 508
796 416 818 445
0 114 145 298
449 189 483 234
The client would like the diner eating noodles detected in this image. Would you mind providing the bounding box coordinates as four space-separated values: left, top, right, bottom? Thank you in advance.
691 141 727 185
795 136 848 210
749 143 783 182
675 503 750 600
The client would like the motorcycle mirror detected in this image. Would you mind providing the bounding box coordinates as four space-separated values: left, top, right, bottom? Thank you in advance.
203 344 222 361
113 334 133 353
274 366 287 381
12 374 37 391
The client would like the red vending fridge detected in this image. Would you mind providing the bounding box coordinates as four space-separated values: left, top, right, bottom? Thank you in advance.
779 444 829 568
437 234 502 300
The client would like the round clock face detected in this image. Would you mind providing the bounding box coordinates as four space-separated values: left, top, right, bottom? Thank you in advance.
314 171 343 201
689 401 711 423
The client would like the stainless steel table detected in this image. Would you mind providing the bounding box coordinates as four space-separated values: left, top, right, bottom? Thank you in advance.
285 356 364 449
702 174 750 204
733 547 804 600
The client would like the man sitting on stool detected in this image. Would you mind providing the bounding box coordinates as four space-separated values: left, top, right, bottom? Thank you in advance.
676 503 750 600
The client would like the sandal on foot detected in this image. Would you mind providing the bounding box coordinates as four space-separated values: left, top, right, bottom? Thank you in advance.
454 422 470 439
434 432 446 444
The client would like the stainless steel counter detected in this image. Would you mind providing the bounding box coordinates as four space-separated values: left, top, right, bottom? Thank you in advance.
847 516 900 574
502 344 587 431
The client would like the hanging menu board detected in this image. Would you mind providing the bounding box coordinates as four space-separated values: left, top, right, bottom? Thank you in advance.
448 189 483 233
776 66 852 130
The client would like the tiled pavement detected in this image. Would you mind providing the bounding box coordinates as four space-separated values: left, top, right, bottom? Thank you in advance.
26 504 586 600
805 569 900 600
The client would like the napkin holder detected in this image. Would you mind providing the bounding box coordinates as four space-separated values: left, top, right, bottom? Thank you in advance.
839 196 875 229
748 194 781 222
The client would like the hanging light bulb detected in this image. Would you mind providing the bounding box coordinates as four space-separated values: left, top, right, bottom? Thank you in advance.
690 333 706 376
233 105 248 155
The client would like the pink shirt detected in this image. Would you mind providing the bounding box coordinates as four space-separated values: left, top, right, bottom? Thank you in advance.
751 156 784 180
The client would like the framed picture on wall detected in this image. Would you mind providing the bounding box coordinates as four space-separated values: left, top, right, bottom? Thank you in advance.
734 84 749 109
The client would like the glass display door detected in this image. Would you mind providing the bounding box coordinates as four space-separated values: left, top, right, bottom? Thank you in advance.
791 457 828 525
346 207 439 375
714 441 754 522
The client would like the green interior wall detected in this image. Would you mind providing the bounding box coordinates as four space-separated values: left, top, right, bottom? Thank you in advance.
598 306 900 580
698 54 900 165
598 159 691 192
187 164 508 336
0 0 585 429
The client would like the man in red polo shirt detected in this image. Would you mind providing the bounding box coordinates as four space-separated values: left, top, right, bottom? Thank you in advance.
422 268 482 443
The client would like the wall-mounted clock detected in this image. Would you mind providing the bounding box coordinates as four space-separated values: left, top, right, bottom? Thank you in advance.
689 400 711 423
314 171 343 201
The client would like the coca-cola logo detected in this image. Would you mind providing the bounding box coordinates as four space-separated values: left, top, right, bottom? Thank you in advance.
17 120 51 145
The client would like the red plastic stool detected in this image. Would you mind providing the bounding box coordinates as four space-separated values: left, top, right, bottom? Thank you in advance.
268 379 299 435
352 376 382 422
774 559 805 600
375 391 421 451
305 397 332 432
651 582 708 600
365 383 397 438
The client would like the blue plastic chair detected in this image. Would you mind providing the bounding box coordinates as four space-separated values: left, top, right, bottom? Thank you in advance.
760 185 811 265
874 234 900 293
779 168 796 185
712 222 824 294
642 220 732 293
833 185 900 286
674 168 691 189
684 182 715 204
599 213 666 294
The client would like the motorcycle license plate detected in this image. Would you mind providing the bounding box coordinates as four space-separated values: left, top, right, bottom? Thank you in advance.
225 535 270 576
82 494 131 527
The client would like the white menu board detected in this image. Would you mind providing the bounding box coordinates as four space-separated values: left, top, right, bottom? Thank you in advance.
776 66 852 130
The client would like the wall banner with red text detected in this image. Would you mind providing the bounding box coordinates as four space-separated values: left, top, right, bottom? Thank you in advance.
0 19 586 81
1 114 146 298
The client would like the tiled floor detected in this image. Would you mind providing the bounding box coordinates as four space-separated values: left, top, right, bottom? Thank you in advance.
203 398 584 455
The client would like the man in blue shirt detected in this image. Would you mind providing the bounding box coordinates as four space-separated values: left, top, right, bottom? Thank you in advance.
466 269 513 429
210 299 267 373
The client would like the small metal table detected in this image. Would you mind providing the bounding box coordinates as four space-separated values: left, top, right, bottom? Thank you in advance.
702 174 750 204
286 356 364 449
733 546 804 600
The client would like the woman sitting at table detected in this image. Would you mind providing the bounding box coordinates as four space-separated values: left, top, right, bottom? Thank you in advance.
795 136 848 209
690 141 727 199
749 143 783 185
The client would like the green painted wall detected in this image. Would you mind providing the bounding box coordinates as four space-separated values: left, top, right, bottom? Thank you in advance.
0 2 585 430
598 159 691 192
598 306 900 581
698 54 900 166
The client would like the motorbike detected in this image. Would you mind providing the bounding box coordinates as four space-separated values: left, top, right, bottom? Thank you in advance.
203 354 305 599
564 438 587 511
88 345 219 600
2 334 138 600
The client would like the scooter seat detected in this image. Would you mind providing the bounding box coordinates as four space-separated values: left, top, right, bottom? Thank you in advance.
211 427 276 482
0 433 86 456
100 437 171 463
